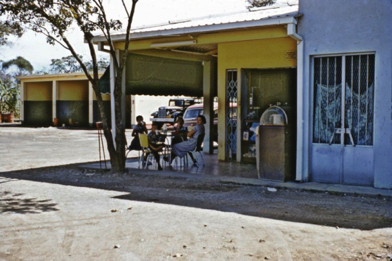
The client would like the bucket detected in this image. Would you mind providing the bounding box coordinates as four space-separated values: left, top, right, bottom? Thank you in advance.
269 114 284 125
2 113 14 123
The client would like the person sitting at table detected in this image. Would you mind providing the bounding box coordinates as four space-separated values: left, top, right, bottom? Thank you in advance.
128 115 147 151
147 122 164 170
168 114 205 165
172 117 188 146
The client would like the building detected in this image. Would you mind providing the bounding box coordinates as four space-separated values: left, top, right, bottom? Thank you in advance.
19 72 111 127
20 1 391 189
96 0 392 189
95 1 301 162
297 0 392 188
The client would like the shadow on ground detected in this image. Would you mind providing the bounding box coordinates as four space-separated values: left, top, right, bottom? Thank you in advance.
1 163 391 230
0 190 59 214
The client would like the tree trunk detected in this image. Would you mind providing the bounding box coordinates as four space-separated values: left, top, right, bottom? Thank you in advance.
94 82 126 173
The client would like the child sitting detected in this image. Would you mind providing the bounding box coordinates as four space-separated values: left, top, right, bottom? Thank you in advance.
147 123 164 170
172 117 188 146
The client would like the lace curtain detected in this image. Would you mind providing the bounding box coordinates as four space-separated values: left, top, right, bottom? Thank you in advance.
313 83 374 145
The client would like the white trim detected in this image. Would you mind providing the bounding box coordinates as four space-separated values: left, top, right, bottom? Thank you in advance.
18 71 103 80
52 81 57 122
88 82 94 126
311 51 376 58
20 82 25 121
151 40 197 48
287 22 306 182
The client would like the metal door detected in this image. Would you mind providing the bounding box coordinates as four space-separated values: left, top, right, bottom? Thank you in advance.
311 54 375 185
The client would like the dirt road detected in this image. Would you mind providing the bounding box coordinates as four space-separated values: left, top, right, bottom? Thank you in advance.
0 127 391 260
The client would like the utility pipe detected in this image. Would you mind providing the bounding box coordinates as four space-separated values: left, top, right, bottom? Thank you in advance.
287 22 306 182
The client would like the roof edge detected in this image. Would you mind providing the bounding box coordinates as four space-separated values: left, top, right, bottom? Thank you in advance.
93 16 297 44
18 71 104 80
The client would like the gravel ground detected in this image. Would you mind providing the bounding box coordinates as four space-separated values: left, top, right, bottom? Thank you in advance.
0 127 391 260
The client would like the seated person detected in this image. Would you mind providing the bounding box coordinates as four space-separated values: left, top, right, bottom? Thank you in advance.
168 115 205 164
172 117 188 146
128 115 147 151
147 123 164 170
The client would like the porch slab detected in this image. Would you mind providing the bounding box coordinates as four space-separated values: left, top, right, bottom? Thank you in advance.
80 153 392 199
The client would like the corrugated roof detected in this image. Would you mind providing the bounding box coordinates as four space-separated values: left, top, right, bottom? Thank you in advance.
93 1 299 42
131 3 299 34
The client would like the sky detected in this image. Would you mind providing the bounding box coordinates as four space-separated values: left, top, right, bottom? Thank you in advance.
0 0 248 72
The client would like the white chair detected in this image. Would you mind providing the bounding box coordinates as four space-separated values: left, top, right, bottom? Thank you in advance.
175 154 188 168
172 136 188 168
188 133 205 167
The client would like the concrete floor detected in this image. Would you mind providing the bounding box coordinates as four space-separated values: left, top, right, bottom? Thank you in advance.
86 152 260 180
83 152 392 199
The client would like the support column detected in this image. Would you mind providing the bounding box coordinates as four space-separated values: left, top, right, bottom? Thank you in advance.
88 81 94 127
297 39 309 182
110 50 126 147
120 50 126 128
203 60 216 154
52 80 57 122
288 23 307 182
131 95 136 126
20 82 25 122
110 54 116 148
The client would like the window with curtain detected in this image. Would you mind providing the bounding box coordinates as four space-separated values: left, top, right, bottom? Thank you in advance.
313 54 375 146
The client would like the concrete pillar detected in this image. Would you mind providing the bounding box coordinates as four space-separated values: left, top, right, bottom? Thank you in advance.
20 82 25 122
131 95 136 126
110 50 126 147
203 60 216 154
52 80 57 121
120 50 126 128
88 81 93 127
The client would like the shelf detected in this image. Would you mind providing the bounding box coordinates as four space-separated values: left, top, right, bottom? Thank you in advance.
242 157 256 163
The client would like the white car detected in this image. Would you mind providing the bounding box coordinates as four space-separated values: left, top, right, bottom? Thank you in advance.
183 103 218 141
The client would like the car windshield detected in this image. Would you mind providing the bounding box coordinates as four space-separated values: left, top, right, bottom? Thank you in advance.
169 100 183 107
184 109 202 119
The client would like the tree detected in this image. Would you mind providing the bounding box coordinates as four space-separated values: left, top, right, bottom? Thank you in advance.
49 55 109 73
0 20 23 46
0 0 139 172
49 55 83 73
2 56 34 76
0 78 18 114
0 56 33 117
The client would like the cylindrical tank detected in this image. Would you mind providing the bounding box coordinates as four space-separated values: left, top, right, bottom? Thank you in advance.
256 104 295 181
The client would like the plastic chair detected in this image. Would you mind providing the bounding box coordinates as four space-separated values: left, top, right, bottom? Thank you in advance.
188 133 205 167
170 135 186 168
138 133 155 169
175 153 188 168
125 136 142 167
